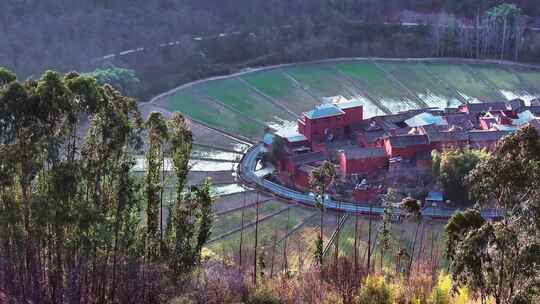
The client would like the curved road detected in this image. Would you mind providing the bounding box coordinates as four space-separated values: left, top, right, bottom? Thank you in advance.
239 143 504 220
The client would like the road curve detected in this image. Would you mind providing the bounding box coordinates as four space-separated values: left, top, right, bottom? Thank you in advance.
238 143 504 220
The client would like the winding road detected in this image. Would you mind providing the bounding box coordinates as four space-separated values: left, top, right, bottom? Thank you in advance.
239 143 504 220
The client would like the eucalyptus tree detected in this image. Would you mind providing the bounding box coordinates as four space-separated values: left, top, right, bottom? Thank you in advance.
144 112 169 258
166 113 214 278
446 126 540 304
400 197 422 278
309 161 336 265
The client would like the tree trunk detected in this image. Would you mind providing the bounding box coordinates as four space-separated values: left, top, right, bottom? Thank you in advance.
238 192 246 272
366 204 372 272
253 192 260 286
501 16 508 60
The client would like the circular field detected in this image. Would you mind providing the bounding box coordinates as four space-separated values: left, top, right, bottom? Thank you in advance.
150 58 540 141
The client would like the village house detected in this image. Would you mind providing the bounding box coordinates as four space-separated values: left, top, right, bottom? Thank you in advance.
267 98 540 202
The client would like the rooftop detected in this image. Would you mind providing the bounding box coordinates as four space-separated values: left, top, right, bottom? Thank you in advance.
290 151 326 165
304 103 345 119
426 131 469 143
341 147 386 159
276 128 308 143
405 112 447 127
468 130 511 142
462 102 507 113
387 134 429 147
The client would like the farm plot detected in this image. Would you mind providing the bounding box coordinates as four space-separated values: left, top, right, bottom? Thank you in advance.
167 88 263 138
422 62 504 102
196 78 297 129
206 205 315 265
211 200 287 237
510 67 540 99
212 191 272 214
334 61 419 113
471 64 528 93
189 121 250 153
377 61 463 108
241 70 319 114
285 64 386 118
191 146 242 162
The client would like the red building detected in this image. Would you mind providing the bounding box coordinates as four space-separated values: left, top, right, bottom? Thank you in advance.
298 101 363 142
338 147 387 176
383 134 431 159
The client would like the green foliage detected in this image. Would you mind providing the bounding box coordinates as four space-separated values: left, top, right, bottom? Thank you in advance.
0 67 16 85
314 234 324 266
447 126 540 304
86 67 140 96
433 148 489 203
270 135 285 165
0 67 214 302
401 197 421 221
354 276 393 304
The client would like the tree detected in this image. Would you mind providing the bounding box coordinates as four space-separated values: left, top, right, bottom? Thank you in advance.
432 148 489 204
0 68 213 302
86 67 140 97
446 126 540 304
166 113 213 278
309 161 336 265
145 112 169 258
486 4 522 60
400 197 422 278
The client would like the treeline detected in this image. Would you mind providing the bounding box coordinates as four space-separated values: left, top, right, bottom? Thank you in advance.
2 1 540 98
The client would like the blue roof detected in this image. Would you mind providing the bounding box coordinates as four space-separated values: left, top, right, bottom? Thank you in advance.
426 191 444 202
405 112 446 127
263 133 273 145
304 103 345 119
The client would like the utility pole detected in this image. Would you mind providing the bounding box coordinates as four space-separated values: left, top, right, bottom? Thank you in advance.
354 206 359 277
253 192 260 285
367 201 373 272
283 206 290 276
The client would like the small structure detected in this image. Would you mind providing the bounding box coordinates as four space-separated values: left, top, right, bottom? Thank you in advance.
425 191 444 207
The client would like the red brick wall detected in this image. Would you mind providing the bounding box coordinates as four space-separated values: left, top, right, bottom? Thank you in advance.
342 107 363 125
345 156 388 175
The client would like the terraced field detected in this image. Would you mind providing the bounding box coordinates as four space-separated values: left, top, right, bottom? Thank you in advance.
153 59 540 140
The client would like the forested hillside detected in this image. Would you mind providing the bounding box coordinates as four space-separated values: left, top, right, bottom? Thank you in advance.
2 0 540 99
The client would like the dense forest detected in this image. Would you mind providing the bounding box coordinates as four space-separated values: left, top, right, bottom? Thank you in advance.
2 0 540 100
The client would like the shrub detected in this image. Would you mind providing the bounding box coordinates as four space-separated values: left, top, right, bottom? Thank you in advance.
354 276 393 304
246 286 281 304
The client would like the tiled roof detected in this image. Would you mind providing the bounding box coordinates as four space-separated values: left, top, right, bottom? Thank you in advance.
468 131 511 142
363 130 386 142
427 131 469 143
387 134 429 147
342 147 386 159
290 151 326 165
276 128 308 143
304 103 345 119
465 102 507 113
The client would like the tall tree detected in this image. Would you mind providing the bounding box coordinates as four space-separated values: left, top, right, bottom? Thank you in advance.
309 161 336 266
144 112 169 259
